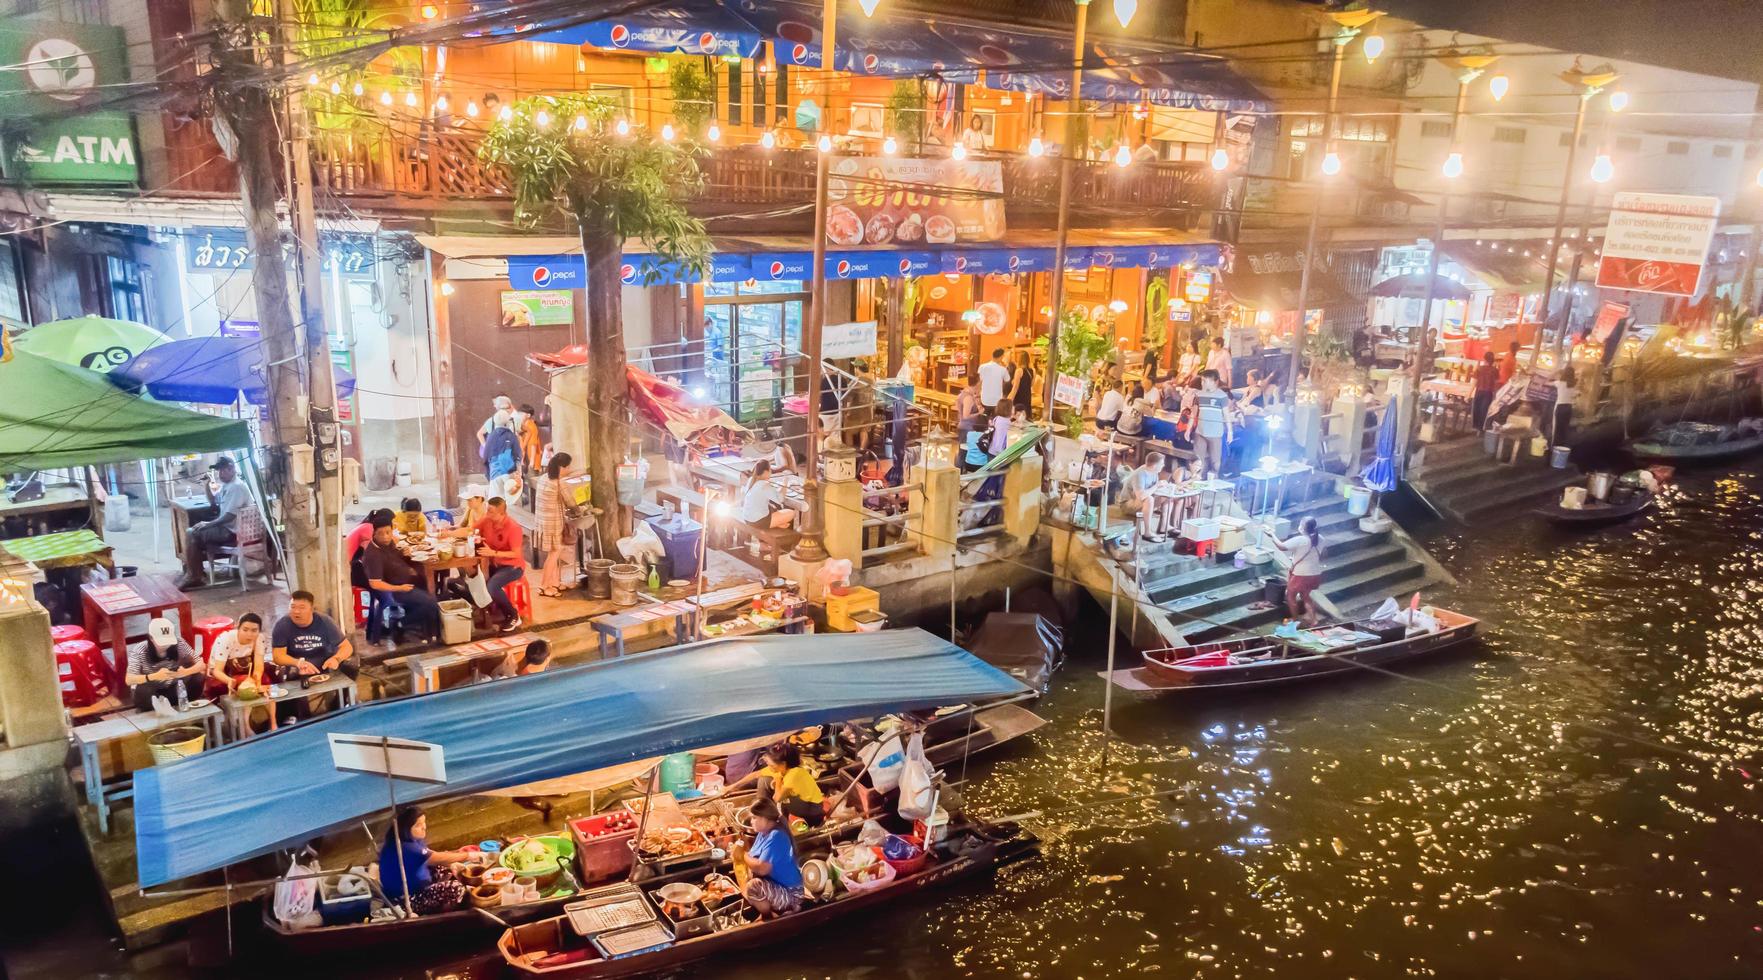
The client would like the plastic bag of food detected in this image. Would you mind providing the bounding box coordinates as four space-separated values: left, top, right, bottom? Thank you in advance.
857 734 906 794
896 732 936 821
274 856 319 925
856 819 888 847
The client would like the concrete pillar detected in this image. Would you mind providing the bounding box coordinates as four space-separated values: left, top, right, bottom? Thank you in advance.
909 458 959 559
822 468 865 571
1292 396 1323 465
1332 388 1368 471
1000 449 1043 545
0 591 66 749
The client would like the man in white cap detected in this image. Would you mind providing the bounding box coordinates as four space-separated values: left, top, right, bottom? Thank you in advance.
476 393 514 449
124 618 204 710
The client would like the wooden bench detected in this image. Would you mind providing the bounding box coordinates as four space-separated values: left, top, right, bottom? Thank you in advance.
653 484 708 523
726 522 801 575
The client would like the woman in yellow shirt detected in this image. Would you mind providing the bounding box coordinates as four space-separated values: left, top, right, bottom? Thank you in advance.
724 742 825 826
392 497 429 536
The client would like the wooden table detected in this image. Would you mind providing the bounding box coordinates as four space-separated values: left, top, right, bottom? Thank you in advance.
73 703 225 834
589 582 768 657
219 673 358 740
80 576 193 691
419 554 485 594
401 631 540 693
690 455 761 491
169 495 216 561
0 483 92 528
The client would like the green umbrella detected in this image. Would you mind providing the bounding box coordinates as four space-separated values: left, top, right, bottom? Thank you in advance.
11 314 169 372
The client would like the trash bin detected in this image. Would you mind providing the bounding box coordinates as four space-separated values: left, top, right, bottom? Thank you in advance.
439 599 473 645
1346 486 1372 517
1550 445 1572 469
645 515 703 582
1262 576 1287 607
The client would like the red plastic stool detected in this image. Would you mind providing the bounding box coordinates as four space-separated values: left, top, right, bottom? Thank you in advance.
51 624 87 645
55 640 109 708
353 587 372 627
503 577 534 621
193 616 235 663
1194 539 1217 561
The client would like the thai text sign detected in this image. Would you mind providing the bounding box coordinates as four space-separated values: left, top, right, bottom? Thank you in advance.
823 320 878 360
1054 373 1086 408
500 290 573 327
1596 192 1720 296
0 19 138 185
824 156 1005 247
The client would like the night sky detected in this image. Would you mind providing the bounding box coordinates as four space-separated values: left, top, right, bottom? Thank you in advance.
1380 0 1763 86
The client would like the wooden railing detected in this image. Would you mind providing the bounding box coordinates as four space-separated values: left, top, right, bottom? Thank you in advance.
1000 155 1219 215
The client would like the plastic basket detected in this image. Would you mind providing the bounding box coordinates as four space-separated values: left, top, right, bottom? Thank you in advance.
838 858 897 894
146 726 206 766
569 814 638 884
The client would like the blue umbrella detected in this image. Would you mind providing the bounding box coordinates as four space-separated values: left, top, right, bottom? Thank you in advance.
111 336 355 406
1361 395 1401 515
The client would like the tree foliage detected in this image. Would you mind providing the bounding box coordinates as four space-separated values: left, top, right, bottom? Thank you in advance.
667 61 715 137
477 93 710 272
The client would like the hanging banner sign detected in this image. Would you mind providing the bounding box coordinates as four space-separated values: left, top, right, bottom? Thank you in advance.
1054 373 1086 408
0 19 139 185
1591 301 1630 344
1185 270 1214 303
825 156 1006 246
1596 192 1720 296
823 320 879 359
830 251 936 279
499 290 573 327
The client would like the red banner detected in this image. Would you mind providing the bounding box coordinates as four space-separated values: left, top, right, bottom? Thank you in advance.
825 156 1005 247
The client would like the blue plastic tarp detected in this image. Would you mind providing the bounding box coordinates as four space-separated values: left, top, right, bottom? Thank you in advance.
111 337 356 407
133 630 1026 887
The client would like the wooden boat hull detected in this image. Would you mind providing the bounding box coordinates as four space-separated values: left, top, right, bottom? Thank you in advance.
258 891 575 957
500 831 1039 978
1113 612 1480 693
1630 434 1763 463
1535 490 1654 526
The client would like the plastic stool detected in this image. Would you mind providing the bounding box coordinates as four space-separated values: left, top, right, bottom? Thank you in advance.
51 624 87 645
1194 539 1217 561
353 587 373 627
55 640 109 707
503 577 534 620
193 616 235 663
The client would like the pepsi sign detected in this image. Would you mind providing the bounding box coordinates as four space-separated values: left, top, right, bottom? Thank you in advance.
608 23 630 46
508 256 585 290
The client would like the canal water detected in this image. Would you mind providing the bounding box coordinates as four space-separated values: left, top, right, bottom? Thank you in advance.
13 468 1763 979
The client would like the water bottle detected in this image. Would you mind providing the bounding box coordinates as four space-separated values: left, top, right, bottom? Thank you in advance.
176 678 189 711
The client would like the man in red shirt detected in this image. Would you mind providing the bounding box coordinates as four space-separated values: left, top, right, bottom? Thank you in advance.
476 496 529 632
1496 340 1521 388
1472 352 1500 430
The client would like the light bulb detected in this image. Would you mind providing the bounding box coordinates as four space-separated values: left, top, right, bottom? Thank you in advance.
378 91 392 106
465 99 479 117
1112 0 1138 28
1113 143 1131 167
1489 74 1509 101
1210 147 1229 171
1027 136 1045 158
306 72 319 87
707 123 721 142
1320 152 1342 176
1108 299 1128 313
404 91 418 107
329 81 342 95
1442 152 1464 179
420 3 438 18
1589 154 1614 183
574 114 587 130
614 118 630 136
1363 34 1384 63
857 0 881 14
882 135 897 155
498 105 513 122
440 281 455 296
713 500 733 518
817 134 832 153
952 142 967 160
661 123 676 141
1608 90 1629 112
435 95 448 112
534 109 550 128
1756 168 1763 188
352 81 364 96
761 129 776 149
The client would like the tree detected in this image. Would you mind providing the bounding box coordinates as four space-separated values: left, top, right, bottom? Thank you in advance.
479 94 710 545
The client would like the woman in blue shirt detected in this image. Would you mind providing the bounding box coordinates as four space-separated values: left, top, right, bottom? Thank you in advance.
740 798 805 918
379 806 472 915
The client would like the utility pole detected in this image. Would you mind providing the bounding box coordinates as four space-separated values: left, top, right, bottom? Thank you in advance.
210 0 333 612
1040 0 1090 420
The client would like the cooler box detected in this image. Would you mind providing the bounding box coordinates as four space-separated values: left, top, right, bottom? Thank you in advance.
570 813 639 884
1215 516 1249 554
1180 518 1221 543
645 515 704 582
826 586 880 632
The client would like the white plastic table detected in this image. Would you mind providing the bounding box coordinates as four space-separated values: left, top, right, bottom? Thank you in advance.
73 704 225 834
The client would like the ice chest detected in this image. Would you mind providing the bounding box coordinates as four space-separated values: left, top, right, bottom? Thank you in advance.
1215 516 1249 553
826 586 880 632
1181 518 1221 543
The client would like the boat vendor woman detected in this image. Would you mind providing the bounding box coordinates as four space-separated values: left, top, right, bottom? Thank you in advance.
724 742 826 826
1271 517 1325 626
740 798 805 919
379 806 473 915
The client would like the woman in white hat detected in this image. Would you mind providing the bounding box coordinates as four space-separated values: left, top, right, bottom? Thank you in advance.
124 618 204 710
442 484 490 539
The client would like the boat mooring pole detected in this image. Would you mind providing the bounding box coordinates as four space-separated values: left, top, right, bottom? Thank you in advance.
383 736 414 918
1099 431 1120 776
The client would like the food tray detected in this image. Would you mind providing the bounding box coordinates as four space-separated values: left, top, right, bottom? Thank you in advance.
632 828 713 871
592 921 674 959
565 890 655 938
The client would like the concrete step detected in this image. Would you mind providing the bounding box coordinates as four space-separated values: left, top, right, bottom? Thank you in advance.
1448 469 1580 522
1414 437 1489 469
1324 558 1430 607
1416 458 1564 498
1155 539 1406 625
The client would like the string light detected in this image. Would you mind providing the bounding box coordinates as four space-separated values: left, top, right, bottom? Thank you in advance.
952 142 968 160
857 0 881 14
817 134 832 153
498 105 513 121
707 123 721 142
1489 74 1509 101
1112 0 1138 28
352 81 364 96
440 281 455 296
615 118 630 136
1027 136 1045 158
1363 33 1385 63
1608 90 1629 112
1320 152 1342 176
329 81 342 95
1589 153 1615 183
761 129 776 149
574 114 587 130
435 94 448 112
466 99 479 117
1210 147 1229 171
882 135 897 155
378 91 393 106
1112 143 1131 167
661 122 676 141
1441 151 1464 179
420 2 438 17
535 108 550 128
306 72 319 87
404 91 418 107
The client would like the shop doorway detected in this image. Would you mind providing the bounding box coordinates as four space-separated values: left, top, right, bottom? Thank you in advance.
703 279 806 421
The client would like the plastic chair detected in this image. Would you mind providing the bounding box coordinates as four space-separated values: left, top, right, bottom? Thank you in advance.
503 577 533 620
352 586 373 627
50 624 87 645
193 616 234 663
210 504 275 591
55 639 109 707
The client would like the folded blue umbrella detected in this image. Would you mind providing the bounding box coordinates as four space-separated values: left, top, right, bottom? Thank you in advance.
1361 394 1402 493
111 336 355 405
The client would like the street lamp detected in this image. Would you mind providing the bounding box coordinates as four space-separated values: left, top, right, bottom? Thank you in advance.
1488 74 1509 101
1530 62 1620 366
1589 154 1615 183
1441 152 1465 179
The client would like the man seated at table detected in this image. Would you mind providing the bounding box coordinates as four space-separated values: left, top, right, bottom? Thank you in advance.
475 496 528 633
124 618 205 711
363 523 441 645
177 456 253 590
272 590 356 682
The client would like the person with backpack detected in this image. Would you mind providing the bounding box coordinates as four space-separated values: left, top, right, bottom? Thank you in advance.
480 413 521 498
1271 516 1325 626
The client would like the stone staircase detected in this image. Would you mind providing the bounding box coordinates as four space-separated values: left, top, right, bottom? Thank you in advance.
1407 436 1579 524
1137 489 1436 644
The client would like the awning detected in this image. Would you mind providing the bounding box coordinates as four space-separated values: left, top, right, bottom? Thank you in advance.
1219 268 1353 311
1370 272 1470 302
1441 241 1563 295
531 0 763 58
0 351 250 471
133 630 1026 887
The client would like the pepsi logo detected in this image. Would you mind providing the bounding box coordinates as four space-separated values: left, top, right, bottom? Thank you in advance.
791 43 809 64
608 24 630 47
836 260 852 278
699 32 717 51
619 263 637 284
954 257 969 273
769 260 786 279
897 258 912 275
532 265 552 287
1007 255 1021 272
863 53 879 72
